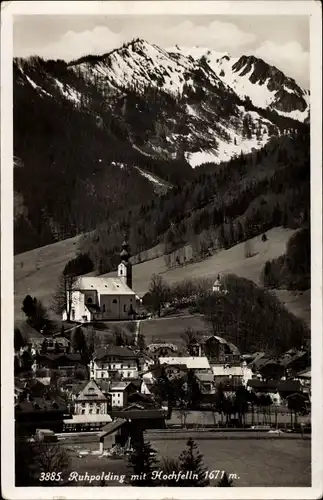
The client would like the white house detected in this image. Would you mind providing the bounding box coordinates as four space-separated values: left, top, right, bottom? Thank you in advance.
109 382 137 408
212 362 254 387
89 346 139 381
159 356 211 371
74 379 108 416
62 239 136 323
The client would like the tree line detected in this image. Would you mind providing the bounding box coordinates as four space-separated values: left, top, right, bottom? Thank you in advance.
146 272 309 355
81 128 309 274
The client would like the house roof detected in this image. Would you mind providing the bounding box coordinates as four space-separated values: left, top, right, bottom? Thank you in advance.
212 365 245 377
110 408 166 419
159 356 210 370
15 396 67 413
195 372 214 383
93 346 137 361
52 336 70 346
17 321 45 344
296 368 311 379
247 379 302 393
75 380 107 401
96 380 111 394
147 343 179 353
279 351 308 367
109 382 134 392
15 378 49 397
65 414 113 425
76 276 135 296
36 353 81 362
99 418 127 438
202 335 240 356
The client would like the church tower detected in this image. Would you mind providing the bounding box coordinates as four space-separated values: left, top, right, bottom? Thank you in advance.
118 236 133 289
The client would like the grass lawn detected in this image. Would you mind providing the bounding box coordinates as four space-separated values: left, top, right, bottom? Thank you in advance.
14 234 83 321
60 435 311 487
14 226 310 325
152 437 311 486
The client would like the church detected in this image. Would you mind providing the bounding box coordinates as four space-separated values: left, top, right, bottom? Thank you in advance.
62 239 137 323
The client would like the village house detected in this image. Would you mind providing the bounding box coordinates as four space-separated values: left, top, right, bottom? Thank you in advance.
202 334 241 364
159 356 211 372
74 379 109 416
247 379 303 405
146 343 179 362
108 381 137 408
15 393 69 433
195 372 216 394
211 361 254 388
90 346 139 380
33 353 83 375
62 239 136 323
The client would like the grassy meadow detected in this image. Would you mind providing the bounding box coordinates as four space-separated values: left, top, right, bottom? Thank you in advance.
14 226 310 326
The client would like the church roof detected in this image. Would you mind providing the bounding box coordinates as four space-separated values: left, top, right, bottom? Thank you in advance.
76 276 135 295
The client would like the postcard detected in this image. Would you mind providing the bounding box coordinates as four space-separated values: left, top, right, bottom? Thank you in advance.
1 1 322 499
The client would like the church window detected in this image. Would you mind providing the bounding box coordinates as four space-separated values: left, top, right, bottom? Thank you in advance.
124 304 127 312
120 269 123 275
112 299 117 304
87 297 93 304
102 304 106 312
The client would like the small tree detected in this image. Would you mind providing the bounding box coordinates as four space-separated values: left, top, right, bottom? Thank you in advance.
244 239 252 259
22 295 49 331
71 327 87 359
178 438 209 486
137 332 146 351
147 273 170 317
128 440 159 486
16 436 70 486
218 472 233 487
160 457 182 485
22 295 35 319
14 327 25 352
111 326 125 346
52 273 78 321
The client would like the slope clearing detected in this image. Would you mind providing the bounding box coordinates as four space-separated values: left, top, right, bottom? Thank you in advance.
14 226 310 326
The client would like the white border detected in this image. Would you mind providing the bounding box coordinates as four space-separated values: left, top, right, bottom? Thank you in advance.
1 2 322 499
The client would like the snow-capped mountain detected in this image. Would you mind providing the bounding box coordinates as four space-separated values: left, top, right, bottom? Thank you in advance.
13 38 310 253
15 38 309 170
168 46 310 123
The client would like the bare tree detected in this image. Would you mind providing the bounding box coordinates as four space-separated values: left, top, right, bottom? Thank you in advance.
147 273 170 317
51 273 78 321
33 442 70 483
244 239 253 259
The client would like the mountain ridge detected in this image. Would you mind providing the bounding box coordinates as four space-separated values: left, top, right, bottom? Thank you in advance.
13 38 309 253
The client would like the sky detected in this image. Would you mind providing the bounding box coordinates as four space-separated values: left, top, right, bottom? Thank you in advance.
13 15 310 88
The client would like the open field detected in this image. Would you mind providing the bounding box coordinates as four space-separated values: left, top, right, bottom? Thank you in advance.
59 433 311 487
14 226 310 325
152 436 311 486
14 234 83 321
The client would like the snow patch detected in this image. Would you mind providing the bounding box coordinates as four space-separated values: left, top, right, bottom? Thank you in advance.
25 75 52 98
135 166 169 189
54 79 81 104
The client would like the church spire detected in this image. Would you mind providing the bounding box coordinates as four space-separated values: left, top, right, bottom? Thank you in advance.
120 233 131 262
118 234 133 289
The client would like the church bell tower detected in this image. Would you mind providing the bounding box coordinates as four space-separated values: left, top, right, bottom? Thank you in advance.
117 236 133 289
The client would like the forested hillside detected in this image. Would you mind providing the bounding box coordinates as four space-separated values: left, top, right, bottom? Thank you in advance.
14 40 309 255
81 128 310 274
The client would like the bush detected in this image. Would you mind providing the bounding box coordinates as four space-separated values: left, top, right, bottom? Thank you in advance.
261 228 310 290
